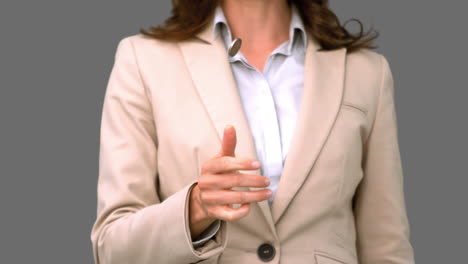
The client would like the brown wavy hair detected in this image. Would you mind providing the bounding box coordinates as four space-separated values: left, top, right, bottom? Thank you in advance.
140 0 378 52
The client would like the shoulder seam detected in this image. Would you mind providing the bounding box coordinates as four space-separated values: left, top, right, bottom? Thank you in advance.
363 54 386 144
126 37 155 108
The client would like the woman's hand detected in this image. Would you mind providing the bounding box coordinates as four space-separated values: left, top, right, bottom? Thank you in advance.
189 125 272 238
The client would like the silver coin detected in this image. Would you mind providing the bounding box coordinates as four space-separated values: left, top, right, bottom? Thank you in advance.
228 38 242 57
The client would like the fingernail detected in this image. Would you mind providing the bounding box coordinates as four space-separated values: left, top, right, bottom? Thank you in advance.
264 178 270 185
266 190 272 196
251 161 260 167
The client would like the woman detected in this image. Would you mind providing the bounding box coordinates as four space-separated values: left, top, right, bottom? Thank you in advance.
91 0 415 263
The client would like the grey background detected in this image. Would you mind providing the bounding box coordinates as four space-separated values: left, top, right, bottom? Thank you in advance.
0 0 466 263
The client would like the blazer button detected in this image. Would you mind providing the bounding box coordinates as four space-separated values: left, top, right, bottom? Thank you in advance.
257 243 275 262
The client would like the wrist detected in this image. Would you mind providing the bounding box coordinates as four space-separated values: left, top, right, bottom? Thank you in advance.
189 184 216 238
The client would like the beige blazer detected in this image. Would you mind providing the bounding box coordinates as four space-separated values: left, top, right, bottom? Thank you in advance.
91 20 415 264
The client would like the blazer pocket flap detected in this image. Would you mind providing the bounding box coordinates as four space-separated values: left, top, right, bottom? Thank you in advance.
315 252 346 264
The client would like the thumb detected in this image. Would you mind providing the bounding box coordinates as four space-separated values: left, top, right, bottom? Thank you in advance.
220 125 237 157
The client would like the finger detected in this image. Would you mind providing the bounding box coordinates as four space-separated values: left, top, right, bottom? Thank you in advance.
201 173 270 189
220 125 236 157
201 189 272 205
208 203 251 222
203 156 261 174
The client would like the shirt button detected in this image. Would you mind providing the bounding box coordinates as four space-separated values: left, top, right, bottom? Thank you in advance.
257 243 276 262
261 85 269 95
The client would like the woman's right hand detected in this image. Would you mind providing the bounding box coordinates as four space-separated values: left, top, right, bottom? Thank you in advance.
189 125 272 238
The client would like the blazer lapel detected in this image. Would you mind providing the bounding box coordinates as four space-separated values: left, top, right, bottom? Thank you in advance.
271 36 347 223
178 22 277 236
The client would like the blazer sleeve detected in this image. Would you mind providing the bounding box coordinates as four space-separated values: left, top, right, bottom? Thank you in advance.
353 54 415 264
90 37 227 264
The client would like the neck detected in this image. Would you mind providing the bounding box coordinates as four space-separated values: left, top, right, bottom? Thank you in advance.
220 0 291 53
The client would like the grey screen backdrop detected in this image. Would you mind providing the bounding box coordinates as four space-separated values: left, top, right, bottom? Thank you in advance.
1 1 466 263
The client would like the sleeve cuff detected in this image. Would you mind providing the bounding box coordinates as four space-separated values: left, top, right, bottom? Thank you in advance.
192 220 221 248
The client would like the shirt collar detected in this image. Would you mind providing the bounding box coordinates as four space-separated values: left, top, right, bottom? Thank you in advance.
212 4 307 57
